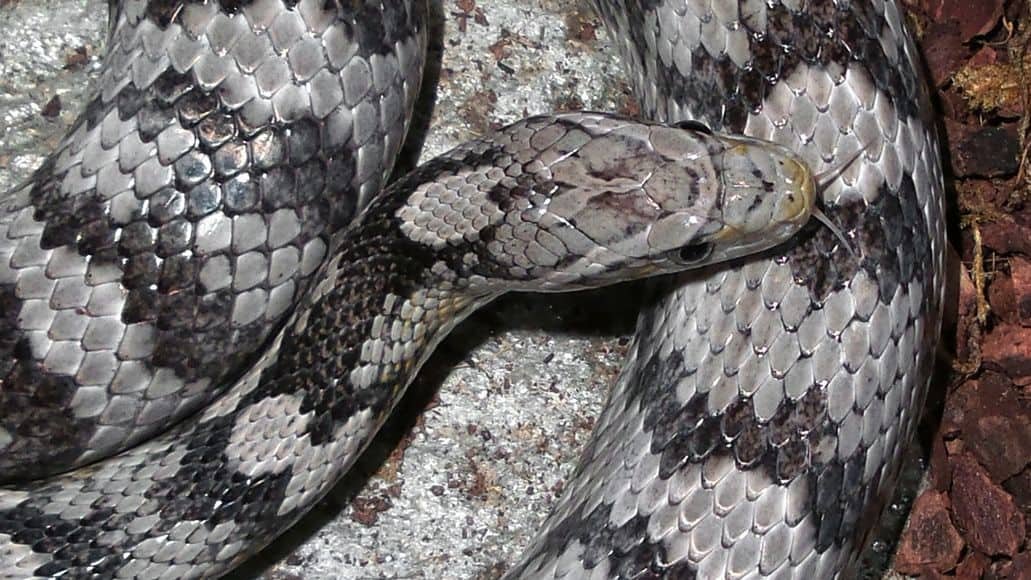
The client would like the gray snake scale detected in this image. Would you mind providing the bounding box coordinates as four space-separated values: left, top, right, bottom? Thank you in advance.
0 0 945 578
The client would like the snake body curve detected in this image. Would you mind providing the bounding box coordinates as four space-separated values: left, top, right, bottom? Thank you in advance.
0 0 945 579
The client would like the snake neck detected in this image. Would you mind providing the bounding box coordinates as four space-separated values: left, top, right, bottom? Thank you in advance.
247 195 496 451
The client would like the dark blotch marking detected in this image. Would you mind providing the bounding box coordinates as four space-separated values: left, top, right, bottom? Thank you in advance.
0 282 95 481
138 0 425 64
116 84 147 122
198 112 238 151
505 501 698 579
675 242 713 264
780 174 933 306
1 0 413 479
222 174 259 214
258 146 521 446
596 0 927 132
779 197 866 302
0 502 130 577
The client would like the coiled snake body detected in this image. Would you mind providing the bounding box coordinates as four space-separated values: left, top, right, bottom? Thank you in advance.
0 0 945 578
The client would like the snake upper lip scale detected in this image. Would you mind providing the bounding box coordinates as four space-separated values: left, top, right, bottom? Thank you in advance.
0 1 945 579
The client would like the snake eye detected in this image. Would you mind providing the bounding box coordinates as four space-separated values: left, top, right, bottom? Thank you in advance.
673 119 713 135
669 243 714 265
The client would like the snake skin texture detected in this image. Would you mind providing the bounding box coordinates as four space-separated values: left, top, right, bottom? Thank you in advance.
505 0 946 577
0 0 945 579
0 104 815 576
0 0 426 480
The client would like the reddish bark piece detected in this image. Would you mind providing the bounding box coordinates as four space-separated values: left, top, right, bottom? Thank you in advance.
1009 552 1031 580
954 551 990 579
968 413 1031 482
945 119 1022 178
955 0 1005 41
989 270 1018 324
958 179 1014 211
930 429 951 491
942 372 1030 481
922 20 968 86
950 454 1026 557
938 85 970 120
1002 468 1031 516
922 0 1006 41
979 217 1031 256
952 263 980 364
945 437 966 456
968 46 999 68
941 373 1010 435
1012 256 1031 326
982 323 1031 383
895 491 965 574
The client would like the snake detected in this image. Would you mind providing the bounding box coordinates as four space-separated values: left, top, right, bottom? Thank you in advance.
0 0 945 578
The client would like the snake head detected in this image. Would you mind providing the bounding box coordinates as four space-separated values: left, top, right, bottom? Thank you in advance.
699 133 816 263
394 114 815 294
469 116 815 291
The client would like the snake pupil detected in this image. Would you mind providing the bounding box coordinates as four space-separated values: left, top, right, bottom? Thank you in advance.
676 243 714 263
